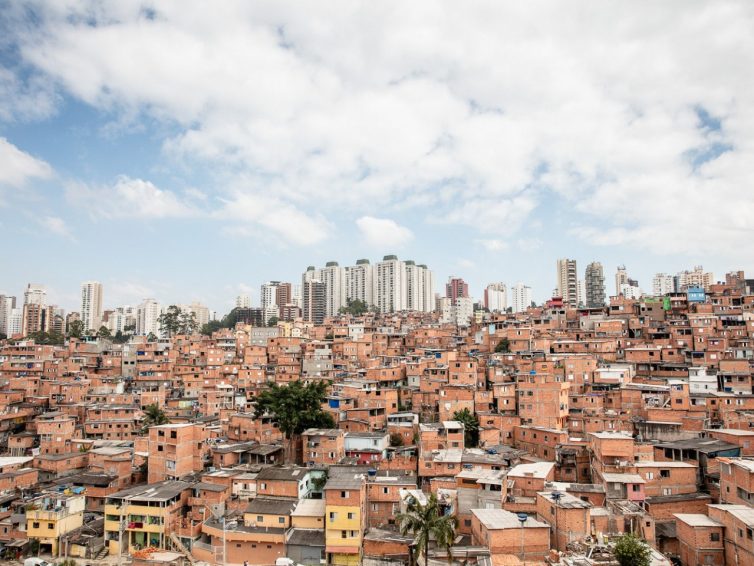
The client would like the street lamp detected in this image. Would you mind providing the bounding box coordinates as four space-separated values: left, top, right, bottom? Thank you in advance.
516 513 528 561
550 491 563 552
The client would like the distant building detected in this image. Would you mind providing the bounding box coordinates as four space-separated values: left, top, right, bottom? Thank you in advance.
511 283 532 313
0 294 16 336
653 273 675 296
483 283 507 311
345 259 374 306
80 280 104 332
584 262 606 308
446 276 469 299
302 280 326 324
615 265 629 296
24 283 47 306
22 303 54 336
556 259 578 308
136 298 162 336
235 293 251 309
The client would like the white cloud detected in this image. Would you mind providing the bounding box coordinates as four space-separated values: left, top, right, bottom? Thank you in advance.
356 216 413 249
39 216 74 239
475 239 509 252
65 176 197 219
5 1 754 256
0 137 53 188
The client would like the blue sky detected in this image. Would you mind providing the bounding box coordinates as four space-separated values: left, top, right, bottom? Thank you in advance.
1 1 753 313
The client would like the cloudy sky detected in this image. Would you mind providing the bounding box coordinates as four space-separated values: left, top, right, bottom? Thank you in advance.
1 1 753 313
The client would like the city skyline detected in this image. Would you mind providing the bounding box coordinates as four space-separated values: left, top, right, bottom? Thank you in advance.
1 3 753 313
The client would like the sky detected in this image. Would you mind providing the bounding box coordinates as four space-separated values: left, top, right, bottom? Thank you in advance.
1 1 753 314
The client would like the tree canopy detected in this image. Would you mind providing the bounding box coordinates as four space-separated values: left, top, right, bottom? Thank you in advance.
339 298 369 316
96 325 111 339
142 404 169 432
396 493 457 566
452 408 480 448
613 533 651 566
28 331 65 345
158 305 198 337
253 380 335 440
67 319 84 339
495 338 510 353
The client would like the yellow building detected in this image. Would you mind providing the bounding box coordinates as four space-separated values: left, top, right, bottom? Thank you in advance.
324 476 366 566
104 480 191 555
26 492 85 556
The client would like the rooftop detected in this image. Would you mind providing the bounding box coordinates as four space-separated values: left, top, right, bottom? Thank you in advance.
674 513 723 528
471 508 548 530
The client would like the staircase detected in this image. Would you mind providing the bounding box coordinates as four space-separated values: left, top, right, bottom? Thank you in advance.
168 532 197 565
92 546 109 561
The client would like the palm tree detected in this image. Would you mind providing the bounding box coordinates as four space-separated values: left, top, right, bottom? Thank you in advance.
142 404 169 432
397 493 457 566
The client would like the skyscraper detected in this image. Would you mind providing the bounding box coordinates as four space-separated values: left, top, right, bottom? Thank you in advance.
302 280 326 324
556 259 578 308
615 266 629 296
584 262 606 308
345 259 374 306
511 283 532 314
319 262 346 317
483 283 507 311
136 299 162 336
652 273 675 296
24 284 47 306
0 294 16 337
235 294 251 309
446 277 469 299
375 255 407 313
80 281 104 332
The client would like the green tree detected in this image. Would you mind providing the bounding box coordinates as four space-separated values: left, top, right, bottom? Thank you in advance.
96 325 112 339
142 404 169 432
267 316 279 327
201 320 224 336
452 408 480 448
396 493 457 566
339 299 369 316
389 432 404 447
253 380 335 463
147 332 158 342
111 330 129 344
494 338 510 353
613 533 651 566
28 331 65 345
68 319 84 339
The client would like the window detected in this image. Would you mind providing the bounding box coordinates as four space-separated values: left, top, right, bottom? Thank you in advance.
646 472 654 480
660 469 670 478
341 530 347 539
341 491 349 498
329 512 337 521
33 522 40 529
710 532 720 542
257 516 263 522
278 517 285 524
48 523 54 529
632 485 641 492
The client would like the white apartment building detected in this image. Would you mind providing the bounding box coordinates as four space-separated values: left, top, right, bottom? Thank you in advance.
80 281 104 332
345 260 374 306
24 284 47 306
511 283 532 314
483 283 507 312
556 258 578 308
319 262 346 317
235 294 251 309
375 255 408 313
136 298 162 336
619 283 642 299
0 295 16 336
652 273 675 296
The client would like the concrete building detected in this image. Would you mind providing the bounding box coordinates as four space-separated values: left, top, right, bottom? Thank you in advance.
619 282 642 300
511 283 532 313
320 262 346 317
556 258 578 308
26 491 85 556
136 298 162 336
446 276 469 300
22 303 53 336
185 301 210 327
345 259 374 307
653 273 675 296
24 283 47 306
615 265 629 296
585 262 606 308
484 283 507 312
147 423 207 483
80 281 104 332
375 255 407 313
302 280 326 324
324 475 366 566
235 293 251 309
0 294 16 336
676 265 715 291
